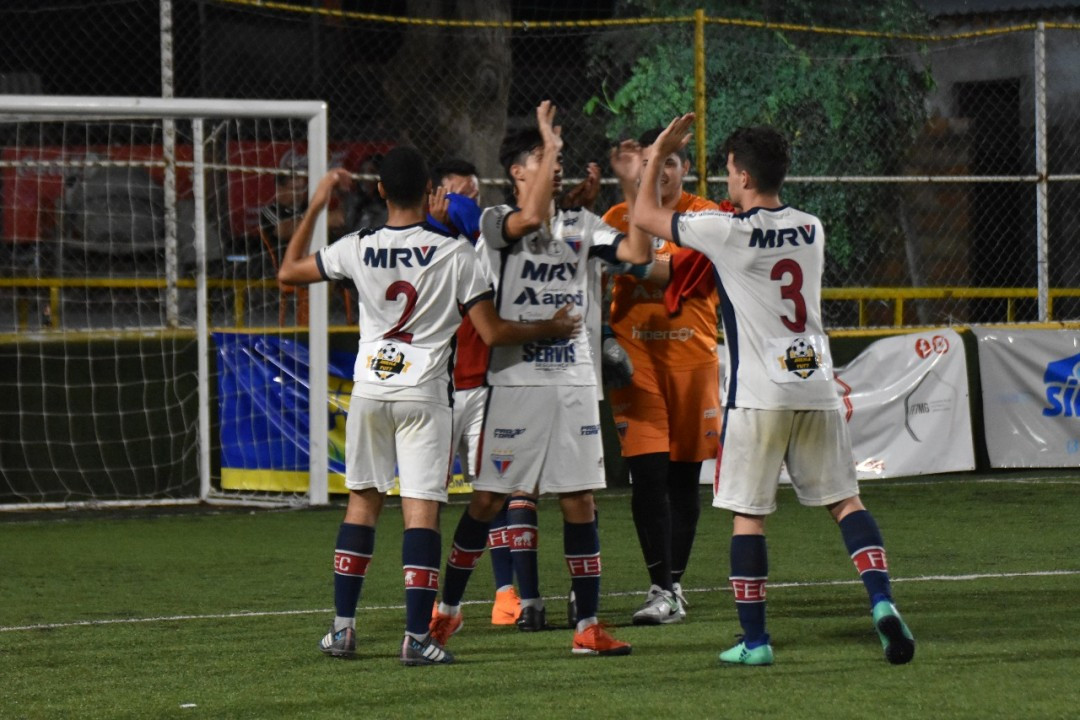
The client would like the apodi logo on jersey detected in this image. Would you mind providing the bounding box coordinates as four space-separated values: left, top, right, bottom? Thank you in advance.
1043 352 1080 417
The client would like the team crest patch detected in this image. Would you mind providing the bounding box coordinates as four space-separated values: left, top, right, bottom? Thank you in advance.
491 452 514 476
564 236 582 254
367 342 411 380
779 337 820 379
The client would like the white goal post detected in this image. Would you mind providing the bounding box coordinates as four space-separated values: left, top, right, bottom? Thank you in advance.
0 96 330 509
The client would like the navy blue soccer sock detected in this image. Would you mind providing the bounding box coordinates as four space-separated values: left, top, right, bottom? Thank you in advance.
332 523 375 624
730 534 769 647
488 498 514 590
839 510 893 607
509 498 540 601
402 528 441 637
564 519 601 623
441 509 489 607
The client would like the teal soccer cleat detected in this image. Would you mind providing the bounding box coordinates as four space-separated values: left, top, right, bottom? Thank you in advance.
718 640 774 666
872 600 915 665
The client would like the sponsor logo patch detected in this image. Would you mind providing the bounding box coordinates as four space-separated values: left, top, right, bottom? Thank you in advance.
493 427 526 439
778 337 820 379
367 343 411 380
1043 352 1080 418
490 452 514 476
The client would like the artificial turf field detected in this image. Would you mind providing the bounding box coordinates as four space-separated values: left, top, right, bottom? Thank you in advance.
2 474 1078 719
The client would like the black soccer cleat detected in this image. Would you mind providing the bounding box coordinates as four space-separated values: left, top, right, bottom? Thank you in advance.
516 604 549 632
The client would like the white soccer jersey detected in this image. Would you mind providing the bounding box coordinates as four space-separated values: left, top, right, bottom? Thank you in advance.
477 205 623 387
317 223 493 403
673 205 840 411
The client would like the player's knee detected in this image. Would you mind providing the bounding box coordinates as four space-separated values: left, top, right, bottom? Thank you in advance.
558 490 596 523
468 490 508 521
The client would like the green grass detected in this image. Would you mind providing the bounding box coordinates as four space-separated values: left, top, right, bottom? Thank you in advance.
2 476 1079 719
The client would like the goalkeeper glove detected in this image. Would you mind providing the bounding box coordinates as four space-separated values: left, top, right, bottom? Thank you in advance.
600 324 633 389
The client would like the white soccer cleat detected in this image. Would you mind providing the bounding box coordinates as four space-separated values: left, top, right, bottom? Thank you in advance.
631 584 681 625
672 581 689 620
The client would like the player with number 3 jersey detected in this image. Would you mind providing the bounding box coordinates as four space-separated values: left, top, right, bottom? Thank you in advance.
634 118 915 668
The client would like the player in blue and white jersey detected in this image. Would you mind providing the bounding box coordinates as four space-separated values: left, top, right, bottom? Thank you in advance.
633 117 915 666
277 147 580 667
428 101 648 657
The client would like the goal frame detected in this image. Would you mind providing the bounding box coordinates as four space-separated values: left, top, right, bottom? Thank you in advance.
0 95 330 508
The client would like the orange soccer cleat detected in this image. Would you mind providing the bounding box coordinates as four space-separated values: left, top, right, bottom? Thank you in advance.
571 623 632 656
491 587 521 626
429 606 464 647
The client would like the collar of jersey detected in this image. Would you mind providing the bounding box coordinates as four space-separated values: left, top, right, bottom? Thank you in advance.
733 204 789 219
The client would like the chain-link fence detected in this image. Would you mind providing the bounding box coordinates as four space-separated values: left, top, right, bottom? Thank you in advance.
2 0 1079 331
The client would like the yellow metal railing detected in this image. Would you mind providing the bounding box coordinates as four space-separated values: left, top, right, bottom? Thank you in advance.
0 277 279 331
3 278 1079 334
822 287 1080 328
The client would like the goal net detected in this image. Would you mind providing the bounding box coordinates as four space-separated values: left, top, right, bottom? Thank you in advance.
0 96 334 509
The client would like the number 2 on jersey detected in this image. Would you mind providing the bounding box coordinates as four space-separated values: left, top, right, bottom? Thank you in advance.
770 259 806 333
384 280 417 343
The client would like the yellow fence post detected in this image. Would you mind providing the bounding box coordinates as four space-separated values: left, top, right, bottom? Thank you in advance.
694 8 707 198
49 285 60 328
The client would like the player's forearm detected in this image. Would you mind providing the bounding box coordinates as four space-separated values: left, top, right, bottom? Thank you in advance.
507 148 558 238
633 162 675 242
278 195 329 286
468 299 577 346
480 317 568 347
617 192 652 265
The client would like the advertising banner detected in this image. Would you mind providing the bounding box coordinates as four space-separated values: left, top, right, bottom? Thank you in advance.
701 329 974 483
835 329 974 479
974 327 1080 468
214 333 468 494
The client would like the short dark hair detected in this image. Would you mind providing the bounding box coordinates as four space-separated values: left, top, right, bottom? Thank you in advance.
721 126 790 194
432 157 477 186
637 127 688 162
498 128 544 184
379 146 429 206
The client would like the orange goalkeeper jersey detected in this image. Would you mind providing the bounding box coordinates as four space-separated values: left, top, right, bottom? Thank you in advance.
603 191 727 373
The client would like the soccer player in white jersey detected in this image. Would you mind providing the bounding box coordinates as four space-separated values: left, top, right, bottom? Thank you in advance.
428 101 648 656
277 147 580 667
633 116 915 666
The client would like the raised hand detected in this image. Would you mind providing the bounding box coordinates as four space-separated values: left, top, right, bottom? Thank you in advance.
536 100 564 154
609 139 643 184
427 185 449 226
560 161 601 210
312 167 353 208
654 113 695 159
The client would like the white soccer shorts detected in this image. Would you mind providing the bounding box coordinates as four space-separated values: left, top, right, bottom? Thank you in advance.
345 396 453 502
451 386 488 483
713 407 858 515
474 385 607 495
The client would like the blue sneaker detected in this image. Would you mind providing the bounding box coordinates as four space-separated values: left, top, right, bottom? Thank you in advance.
872 600 915 665
319 624 356 659
718 640 774 666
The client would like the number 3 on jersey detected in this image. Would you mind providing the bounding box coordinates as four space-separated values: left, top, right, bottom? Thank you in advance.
384 280 417 343
770 259 806 333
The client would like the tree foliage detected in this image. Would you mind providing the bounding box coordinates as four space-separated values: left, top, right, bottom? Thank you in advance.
585 0 934 281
